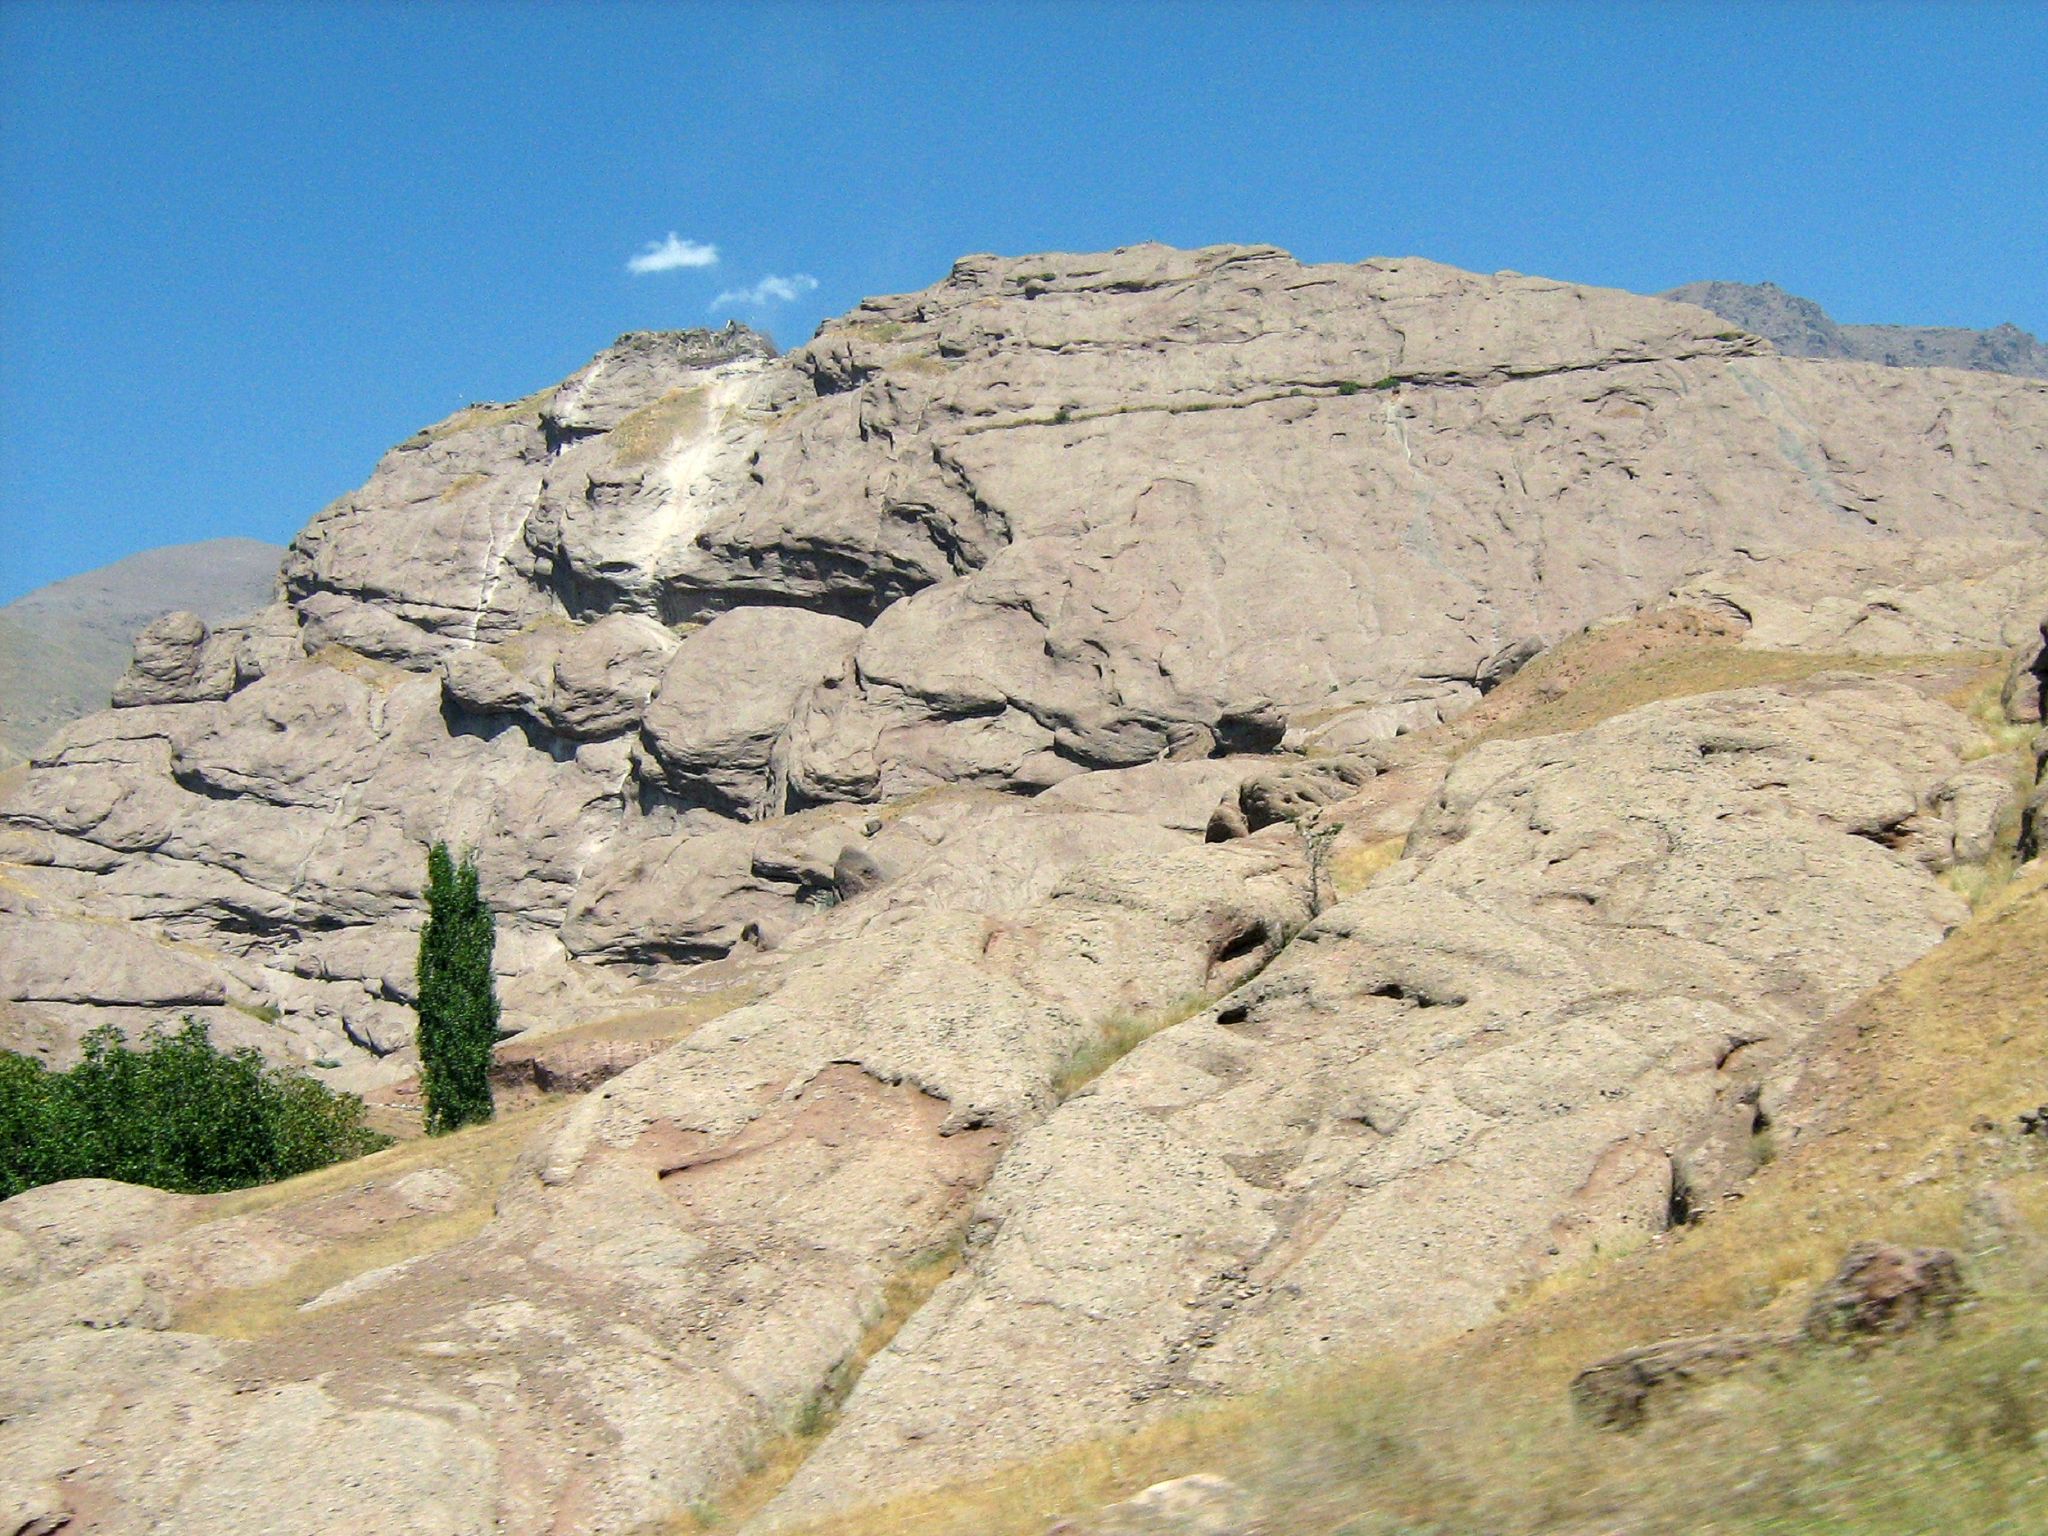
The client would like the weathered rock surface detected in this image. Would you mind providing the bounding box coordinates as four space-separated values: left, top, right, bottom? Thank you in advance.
1570 1330 1787 1430
0 801 1312 1536
1051 1474 1261 1536
1674 540 2048 656
761 676 1995 1515
1235 755 1381 831
110 611 238 707
6 244 2045 1070
0 1180 198 1292
637 607 866 815
3 245 2048 1535
1802 1239 1967 1344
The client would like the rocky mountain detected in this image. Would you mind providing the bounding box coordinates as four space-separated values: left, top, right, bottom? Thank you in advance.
1 245 2045 1536
0 537 283 769
1663 279 2048 378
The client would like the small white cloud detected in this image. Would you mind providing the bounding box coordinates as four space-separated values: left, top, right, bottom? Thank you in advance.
711 273 819 310
627 233 719 275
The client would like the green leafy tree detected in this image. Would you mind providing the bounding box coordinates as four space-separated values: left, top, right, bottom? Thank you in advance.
0 1051 61 1197
0 1020 387 1201
415 842 499 1134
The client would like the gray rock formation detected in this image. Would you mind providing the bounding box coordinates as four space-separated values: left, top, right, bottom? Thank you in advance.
111 612 238 707
1053 1473 1260 1536
0 537 282 766
637 607 866 816
1662 280 2048 378
7 243 2037 1074
2 245 2047 1535
760 674 1989 1516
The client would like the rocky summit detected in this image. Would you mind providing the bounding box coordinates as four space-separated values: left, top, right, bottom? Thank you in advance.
2 244 2046 1535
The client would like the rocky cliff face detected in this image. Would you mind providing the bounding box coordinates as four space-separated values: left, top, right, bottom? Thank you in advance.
6 245 2045 1075
1663 279 2048 379
2 245 2045 1536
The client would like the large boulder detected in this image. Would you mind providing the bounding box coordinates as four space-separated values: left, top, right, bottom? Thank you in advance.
542 612 679 739
1803 1240 1967 1344
111 612 236 707
637 608 866 816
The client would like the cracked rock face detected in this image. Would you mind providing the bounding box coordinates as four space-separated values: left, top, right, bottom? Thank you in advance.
8 243 2045 1072
2 244 2047 1535
756 678 1988 1517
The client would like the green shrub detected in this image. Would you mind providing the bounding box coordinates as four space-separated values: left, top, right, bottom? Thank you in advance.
0 1020 387 1201
416 843 499 1134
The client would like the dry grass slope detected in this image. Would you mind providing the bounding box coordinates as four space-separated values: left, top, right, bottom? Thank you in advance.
1053 992 1217 1100
174 1103 564 1338
1471 643 2003 749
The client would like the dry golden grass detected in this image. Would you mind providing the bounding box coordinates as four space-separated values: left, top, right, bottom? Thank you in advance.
173 1103 565 1339
507 986 757 1054
612 387 708 467
306 642 411 690
204 1099 560 1222
868 781 1017 825
832 320 909 344
883 353 952 376
766 868 2048 1536
1932 670 2040 912
1326 834 1404 899
1470 646 2002 749
1954 668 2044 761
437 470 489 502
1053 992 1216 1100
420 388 552 443
173 1203 496 1340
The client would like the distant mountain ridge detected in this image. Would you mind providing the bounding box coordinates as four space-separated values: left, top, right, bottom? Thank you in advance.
1662 279 2048 378
0 537 283 767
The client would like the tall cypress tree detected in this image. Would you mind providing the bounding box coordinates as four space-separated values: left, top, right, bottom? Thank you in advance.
416 842 498 1134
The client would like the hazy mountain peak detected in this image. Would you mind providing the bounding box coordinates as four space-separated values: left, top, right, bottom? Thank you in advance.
1662 279 2048 377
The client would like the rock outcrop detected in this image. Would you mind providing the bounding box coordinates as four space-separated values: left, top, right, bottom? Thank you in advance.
6 244 2045 1076
2 244 2047 1535
0 537 282 767
1051 1474 1261 1536
1569 1240 1969 1429
760 674 1992 1516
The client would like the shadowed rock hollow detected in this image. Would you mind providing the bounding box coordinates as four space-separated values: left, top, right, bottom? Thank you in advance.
1 243 2045 1535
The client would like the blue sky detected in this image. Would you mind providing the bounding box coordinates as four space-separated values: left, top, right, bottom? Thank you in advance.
2 0 2043 603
